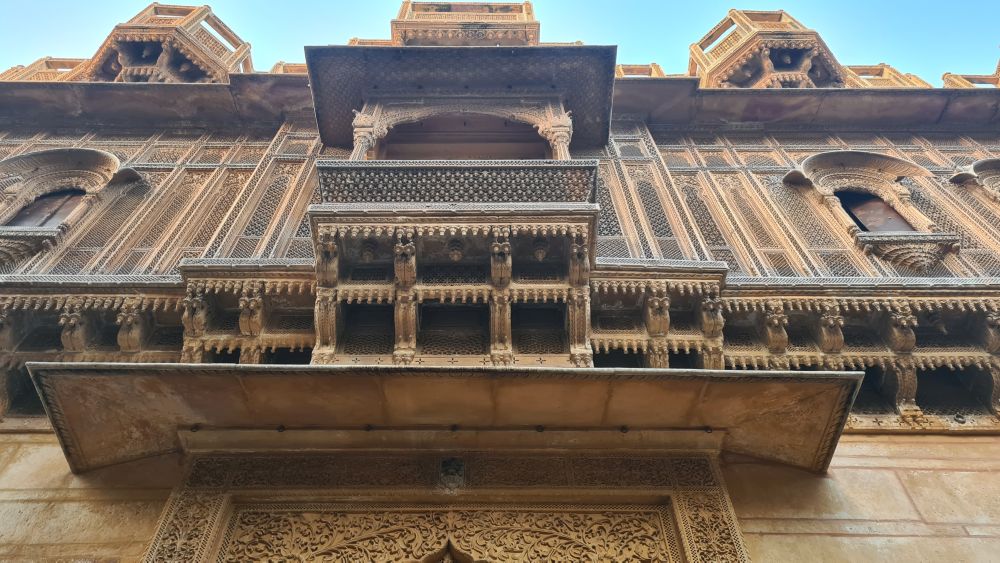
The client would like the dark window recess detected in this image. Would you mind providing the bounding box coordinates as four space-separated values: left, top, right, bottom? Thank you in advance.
915 368 991 417
4 189 85 228
206 349 240 364
263 347 313 365
593 349 643 368
4 365 45 416
837 191 914 232
668 350 699 369
851 367 895 415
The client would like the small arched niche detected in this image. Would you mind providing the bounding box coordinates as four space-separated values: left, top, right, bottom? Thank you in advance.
376 113 550 160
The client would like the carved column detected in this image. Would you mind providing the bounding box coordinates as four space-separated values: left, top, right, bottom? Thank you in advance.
884 358 924 421
815 302 844 354
181 284 209 363
645 342 670 368
312 288 339 364
350 108 387 161
568 236 590 288
567 288 592 367
394 291 417 365
760 300 788 355
537 110 573 160
490 292 513 365
116 301 149 353
699 346 725 370
180 342 204 363
644 293 670 368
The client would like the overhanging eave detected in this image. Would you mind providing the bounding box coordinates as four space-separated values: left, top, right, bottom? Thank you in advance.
29 363 859 474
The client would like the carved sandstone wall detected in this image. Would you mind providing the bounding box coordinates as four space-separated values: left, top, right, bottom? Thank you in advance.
0 435 997 560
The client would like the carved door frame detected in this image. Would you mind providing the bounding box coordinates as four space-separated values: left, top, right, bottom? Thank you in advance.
143 452 749 562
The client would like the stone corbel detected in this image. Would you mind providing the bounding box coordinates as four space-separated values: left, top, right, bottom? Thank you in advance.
567 288 593 367
116 302 150 353
489 292 513 366
643 294 670 337
490 233 512 289
393 291 417 365
984 312 1000 354
883 304 917 353
883 359 924 422
312 287 339 363
238 284 265 337
394 235 417 290
0 309 24 351
181 284 209 338
58 306 92 352
760 300 788 355
568 236 590 287
856 232 960 272
314 229 339 288
815 303 844 354
699 298 725 339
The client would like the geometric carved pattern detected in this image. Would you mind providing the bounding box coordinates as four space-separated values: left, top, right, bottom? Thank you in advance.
219 503 680 562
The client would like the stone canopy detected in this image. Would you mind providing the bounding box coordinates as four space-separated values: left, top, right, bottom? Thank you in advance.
304 45 617 149
29 362 859 474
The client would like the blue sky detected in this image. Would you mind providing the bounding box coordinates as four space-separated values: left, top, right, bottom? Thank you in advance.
1 0 998 85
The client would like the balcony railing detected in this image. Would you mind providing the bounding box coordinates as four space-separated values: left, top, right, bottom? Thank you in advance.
316 159 598 204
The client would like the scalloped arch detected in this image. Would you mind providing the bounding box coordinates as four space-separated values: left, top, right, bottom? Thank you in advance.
783 150 932 188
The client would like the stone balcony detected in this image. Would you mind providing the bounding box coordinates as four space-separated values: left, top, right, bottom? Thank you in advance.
316 159 598 204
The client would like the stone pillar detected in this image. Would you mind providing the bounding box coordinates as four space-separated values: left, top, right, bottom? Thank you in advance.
490 292 513 365
884 359 923 421
393 291 417 365
312 288 339 364
567 288 592 367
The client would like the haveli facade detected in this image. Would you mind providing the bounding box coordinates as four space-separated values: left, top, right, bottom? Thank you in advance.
0 3 999 561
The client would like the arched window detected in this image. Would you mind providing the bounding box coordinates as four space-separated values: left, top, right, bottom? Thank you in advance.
837 191 915 232
4 189 85 228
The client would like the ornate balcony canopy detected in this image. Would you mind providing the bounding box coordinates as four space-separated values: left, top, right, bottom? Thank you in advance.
304 45 616 149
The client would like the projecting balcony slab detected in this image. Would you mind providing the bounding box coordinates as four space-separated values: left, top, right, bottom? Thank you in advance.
29 363 860 474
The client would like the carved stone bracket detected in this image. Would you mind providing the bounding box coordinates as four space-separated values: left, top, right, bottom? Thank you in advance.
985 312 1000 355
816 302 844 354
237 284 265 337
699 298 725 339
884 304 917 353
856 232 960 271
394 237 417 290
760 300 788 354
116 301 150 353
58 305 91 352
314 229 339 288
489 233 512 289
644 294 671 337
181 284 209 338
0 227 62 265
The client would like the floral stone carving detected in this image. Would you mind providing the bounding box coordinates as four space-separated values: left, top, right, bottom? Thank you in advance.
855 232 960 271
